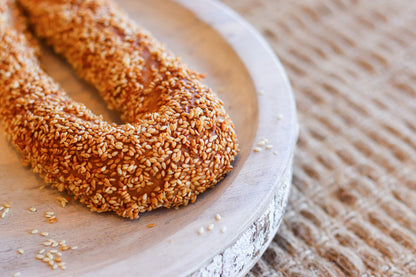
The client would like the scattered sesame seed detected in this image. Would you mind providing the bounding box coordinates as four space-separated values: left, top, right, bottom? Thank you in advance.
253 147 262 153
28 207 37 212
266 145 273 150
44 211 54 218
277 114 284 120
257 141 266 146
197 227 204 235
36 254 44 260
215 214 222 221
43 241 52 246
48 217 58 224
57 197 68 208
40 232 49 237
207 224 214 231
1 204 10 218
38 249 46 254
13 272 21 277
17 248 24 254
30 229 39 234
273 151 278 155
71 246 78 250
221 226 227 233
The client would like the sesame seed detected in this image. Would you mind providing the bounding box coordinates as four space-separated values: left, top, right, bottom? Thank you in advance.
17 248 24 254
13 272 21 277
28 207 37 212
266 145 273 150
277 114 283 120
40 232 49 237
57 197 68 208
44 211 54 217
273 151 278 155
30 229 39 234
221 226 227 233
207 224 214 231
253 147 262 153
197 227 204 235
48 217 58 224
215 214 222 221
257 141 266 146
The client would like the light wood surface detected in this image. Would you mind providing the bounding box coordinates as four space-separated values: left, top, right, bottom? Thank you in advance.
0 0 297 276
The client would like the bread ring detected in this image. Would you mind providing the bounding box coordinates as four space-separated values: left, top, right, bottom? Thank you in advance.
0 0 238 219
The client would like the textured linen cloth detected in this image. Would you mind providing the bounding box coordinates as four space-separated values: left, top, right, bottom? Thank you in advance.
220 0 416 276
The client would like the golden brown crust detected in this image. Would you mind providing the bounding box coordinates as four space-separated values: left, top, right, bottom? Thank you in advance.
0 0 238 219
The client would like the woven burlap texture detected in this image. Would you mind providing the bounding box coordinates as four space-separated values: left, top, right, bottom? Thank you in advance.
221 0 416 276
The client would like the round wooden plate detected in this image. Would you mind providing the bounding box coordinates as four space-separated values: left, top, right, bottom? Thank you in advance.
0 0 298 276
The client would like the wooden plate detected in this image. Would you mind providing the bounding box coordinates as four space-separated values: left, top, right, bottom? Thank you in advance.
0 0 298 276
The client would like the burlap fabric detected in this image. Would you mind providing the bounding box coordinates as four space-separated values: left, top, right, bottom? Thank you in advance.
220 0 416 276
